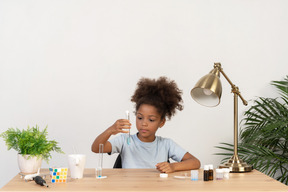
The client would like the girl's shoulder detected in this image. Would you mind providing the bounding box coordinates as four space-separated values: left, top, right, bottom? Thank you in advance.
156 136 175 144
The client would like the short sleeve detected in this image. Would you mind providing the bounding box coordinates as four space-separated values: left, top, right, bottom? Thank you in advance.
108 134 125 155
167 139 187 162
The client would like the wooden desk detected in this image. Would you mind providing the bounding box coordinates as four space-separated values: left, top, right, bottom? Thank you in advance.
1 169 287 192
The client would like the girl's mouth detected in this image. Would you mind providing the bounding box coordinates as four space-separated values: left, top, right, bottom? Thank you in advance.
140 129 148 133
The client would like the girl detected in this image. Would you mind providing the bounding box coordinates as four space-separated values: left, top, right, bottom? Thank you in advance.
91 77 200 173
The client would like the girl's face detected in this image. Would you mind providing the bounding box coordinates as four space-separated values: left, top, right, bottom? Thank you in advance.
136 104 166 142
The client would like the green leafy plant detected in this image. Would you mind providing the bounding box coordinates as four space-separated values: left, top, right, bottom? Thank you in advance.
216 76 288 185
0 125 64 162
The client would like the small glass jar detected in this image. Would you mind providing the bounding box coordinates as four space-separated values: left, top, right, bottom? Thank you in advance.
215 169 224 180
223 168 230 180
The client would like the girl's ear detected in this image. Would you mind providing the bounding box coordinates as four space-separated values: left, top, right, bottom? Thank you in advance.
159 118 166 128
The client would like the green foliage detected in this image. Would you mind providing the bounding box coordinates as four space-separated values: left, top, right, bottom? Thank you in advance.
0 125 64 162
215 76 288 185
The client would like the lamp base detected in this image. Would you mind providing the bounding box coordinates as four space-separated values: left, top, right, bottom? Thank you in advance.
219 155 253 172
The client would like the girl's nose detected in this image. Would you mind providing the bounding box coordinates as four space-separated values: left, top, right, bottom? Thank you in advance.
142 120 148 126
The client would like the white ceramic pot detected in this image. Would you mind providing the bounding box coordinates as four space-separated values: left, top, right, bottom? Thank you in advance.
17 154 42 174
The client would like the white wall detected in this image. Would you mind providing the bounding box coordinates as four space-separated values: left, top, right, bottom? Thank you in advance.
1 0 288 188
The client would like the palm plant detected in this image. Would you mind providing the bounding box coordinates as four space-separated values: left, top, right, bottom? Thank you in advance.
216 76 288 185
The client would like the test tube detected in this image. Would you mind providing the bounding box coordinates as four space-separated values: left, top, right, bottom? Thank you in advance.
126 110 131 145
96 144 103 178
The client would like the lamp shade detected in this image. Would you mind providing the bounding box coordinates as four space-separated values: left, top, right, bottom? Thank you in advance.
190 68 222 107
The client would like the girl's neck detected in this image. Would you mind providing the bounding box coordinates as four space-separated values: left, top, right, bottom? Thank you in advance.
137 133 156 143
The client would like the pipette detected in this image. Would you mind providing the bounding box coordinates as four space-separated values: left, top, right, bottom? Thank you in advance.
33 176 49 187
126 110 131 145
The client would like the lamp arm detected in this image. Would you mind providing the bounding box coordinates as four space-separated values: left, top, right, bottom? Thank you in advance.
214 63 248 106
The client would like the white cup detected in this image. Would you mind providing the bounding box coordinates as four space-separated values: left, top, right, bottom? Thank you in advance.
68 154 86 179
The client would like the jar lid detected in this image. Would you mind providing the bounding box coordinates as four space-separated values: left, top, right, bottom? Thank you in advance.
160 173 168 178
223 168 230 173
216 169 224 173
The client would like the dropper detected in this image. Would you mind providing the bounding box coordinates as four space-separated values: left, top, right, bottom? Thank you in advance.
126 110 131 145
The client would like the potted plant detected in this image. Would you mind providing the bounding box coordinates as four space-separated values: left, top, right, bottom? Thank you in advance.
0 125 64 173
215 76 288 185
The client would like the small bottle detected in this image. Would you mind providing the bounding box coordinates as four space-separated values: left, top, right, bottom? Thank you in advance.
216 169 224 180
203 165 209 181
208 164 213 180
191 170 198 181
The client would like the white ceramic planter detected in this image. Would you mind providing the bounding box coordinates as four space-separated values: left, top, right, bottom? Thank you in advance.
17 154 42 174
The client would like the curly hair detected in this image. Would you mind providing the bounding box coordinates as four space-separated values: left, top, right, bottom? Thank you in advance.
131 76 183 120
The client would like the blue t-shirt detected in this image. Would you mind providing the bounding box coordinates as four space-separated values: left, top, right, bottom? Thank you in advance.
108 133 187 168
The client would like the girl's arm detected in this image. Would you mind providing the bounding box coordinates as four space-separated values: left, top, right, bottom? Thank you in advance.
91 119 131 154
156 152 201 173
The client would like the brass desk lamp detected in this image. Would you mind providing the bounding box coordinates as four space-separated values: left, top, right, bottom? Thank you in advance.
190 62 252 172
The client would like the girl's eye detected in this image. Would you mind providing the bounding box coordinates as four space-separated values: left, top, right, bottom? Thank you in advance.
137 116 142 120
149 119 155 122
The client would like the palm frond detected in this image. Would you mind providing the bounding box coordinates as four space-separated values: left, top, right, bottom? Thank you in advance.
271 75 288 99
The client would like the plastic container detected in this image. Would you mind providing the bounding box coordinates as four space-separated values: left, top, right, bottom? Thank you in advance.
215 169 224 180
223 168 230 180
191 170 198 181
160 173 168 178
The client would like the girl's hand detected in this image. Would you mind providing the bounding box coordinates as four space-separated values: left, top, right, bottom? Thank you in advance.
156 162 175 173
109 119 131 135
